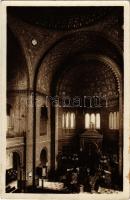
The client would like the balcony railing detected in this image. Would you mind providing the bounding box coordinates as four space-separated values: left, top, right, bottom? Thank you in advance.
6 136 25 149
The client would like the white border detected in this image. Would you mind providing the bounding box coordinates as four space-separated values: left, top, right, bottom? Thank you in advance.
1 1 130 200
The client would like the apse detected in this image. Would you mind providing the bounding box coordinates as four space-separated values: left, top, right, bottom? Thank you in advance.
56 57 120 152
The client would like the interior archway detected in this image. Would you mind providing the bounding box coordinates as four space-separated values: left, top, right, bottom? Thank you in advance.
48 51 123 190
7 27 29 138
35 31 123 173
7 27 29 91
36 31 123 95
13 152 21 171
40 148 48 167
56 56 120 146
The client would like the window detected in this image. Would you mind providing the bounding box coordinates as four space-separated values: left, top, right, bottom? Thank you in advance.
85 113 100 129
62 112 75 129
90 113 95 127
85 113 89 129
62 113 65 129
96 113 100 129
109 112 119 130
70 113 75 128
66 113 69 128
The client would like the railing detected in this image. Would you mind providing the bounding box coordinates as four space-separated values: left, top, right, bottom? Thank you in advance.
6 136 25 149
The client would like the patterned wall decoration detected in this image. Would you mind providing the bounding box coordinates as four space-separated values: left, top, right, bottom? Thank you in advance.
57 59 119 99
36 31 122 95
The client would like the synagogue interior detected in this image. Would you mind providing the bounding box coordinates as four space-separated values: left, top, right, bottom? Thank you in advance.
6 6 123 193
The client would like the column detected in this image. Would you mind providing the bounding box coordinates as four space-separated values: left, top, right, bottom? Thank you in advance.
25 92 34 187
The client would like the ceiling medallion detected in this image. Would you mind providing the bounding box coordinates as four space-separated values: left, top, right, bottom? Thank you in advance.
32 39 38 46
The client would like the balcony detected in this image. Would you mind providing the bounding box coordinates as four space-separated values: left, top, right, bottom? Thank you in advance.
6 136 25 149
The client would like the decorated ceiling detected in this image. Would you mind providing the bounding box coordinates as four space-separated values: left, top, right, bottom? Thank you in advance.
7 7 123 31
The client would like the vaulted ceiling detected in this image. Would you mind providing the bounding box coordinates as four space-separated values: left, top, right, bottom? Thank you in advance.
57 59 119 98
7 6 123 31
7 27 29 91
7 6 123 98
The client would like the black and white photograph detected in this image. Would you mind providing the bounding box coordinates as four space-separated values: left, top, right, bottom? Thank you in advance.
0 1 130 199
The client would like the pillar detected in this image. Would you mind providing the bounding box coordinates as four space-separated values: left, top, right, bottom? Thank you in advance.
25 92 34 187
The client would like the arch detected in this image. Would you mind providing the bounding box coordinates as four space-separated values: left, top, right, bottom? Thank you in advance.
7 26 30 90
55 54 121 96
6 151 22 187
32 29 123 180
66 112 69 129
40 148 48 167
70 112 75 129
96 113 100 129
12 152 21 170
34 30 123 94
85 113 90 129
62 112 76 129
109 111 119 130
11 150 23 166
90 113 95 128
85 113 101 129
62 113 65 128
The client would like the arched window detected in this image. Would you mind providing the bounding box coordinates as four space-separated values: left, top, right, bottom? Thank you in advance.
96 113 100 129
85 113 90 129
109 111 119 130
70 113 75 128
113 112 117 129
85 113 100 129
40 148 47 166
66 112 69 128
13 152 20 171
90 113 95 128
62 113 65 129
62 112 75 129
